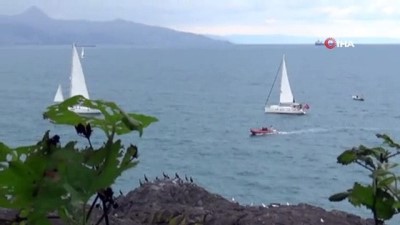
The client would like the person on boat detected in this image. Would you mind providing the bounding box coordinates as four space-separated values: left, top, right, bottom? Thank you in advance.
262 127 268 131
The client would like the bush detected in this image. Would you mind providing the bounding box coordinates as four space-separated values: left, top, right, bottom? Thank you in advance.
329 134 400 225
0 96 157 225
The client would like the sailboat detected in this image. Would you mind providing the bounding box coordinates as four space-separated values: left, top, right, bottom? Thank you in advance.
53 44 101 115
81 47 85 59
264 55 309 115
53 84 64 103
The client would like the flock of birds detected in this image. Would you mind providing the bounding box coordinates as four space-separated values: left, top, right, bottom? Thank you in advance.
139 172 194 187
138 172 286 208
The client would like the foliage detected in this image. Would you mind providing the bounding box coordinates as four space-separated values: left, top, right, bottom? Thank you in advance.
0 95 157 225
329 134 400 225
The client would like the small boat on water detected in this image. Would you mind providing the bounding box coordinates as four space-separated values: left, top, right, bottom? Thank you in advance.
315 40 324 46
352 95 364 101
250 127 278 136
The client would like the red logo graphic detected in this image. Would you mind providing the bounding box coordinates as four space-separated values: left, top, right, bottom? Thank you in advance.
324 37 336 49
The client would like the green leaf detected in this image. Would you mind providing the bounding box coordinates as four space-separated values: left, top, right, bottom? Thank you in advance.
88 140 123 191
0 142 13 161
393 201 400 210
329 192 349 202
43 95 158 136
378 176 396 188
348 183 374 208
375 189 396 220
337 150 357 165
377 133 400 149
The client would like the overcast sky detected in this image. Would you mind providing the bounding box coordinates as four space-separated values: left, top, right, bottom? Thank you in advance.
2 0 400 40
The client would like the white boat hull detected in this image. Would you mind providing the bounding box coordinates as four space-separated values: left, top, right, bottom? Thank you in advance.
265 104 307 115
68 105 101 115
352 95 364 101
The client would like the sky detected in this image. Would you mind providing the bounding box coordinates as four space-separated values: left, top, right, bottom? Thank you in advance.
1 0 400 43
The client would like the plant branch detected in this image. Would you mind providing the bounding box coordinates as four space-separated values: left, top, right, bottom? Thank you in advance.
87 137 93 150
86 194 99 222
355 160 374 172
94 200 111 225
387 151 400 160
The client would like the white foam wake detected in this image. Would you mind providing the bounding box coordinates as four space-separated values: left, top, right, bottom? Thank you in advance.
277 128 328 135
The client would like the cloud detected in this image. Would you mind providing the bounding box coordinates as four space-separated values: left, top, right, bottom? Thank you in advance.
1 0 400 40
316 6 361 19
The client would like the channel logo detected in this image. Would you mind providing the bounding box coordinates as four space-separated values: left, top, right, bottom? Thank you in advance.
316 37 355 49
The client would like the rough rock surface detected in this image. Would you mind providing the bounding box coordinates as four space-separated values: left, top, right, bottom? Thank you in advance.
0 177 374 225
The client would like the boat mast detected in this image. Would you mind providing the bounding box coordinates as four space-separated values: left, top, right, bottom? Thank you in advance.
264 57 283 106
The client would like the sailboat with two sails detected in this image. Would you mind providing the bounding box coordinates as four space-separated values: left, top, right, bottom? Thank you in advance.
53 44 101 115
264 55 309 115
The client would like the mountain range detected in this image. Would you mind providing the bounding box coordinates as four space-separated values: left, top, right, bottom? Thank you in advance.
0 6 231 47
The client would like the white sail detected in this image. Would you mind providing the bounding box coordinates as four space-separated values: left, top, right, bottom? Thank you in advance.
279 55 294 104
81 47 85 59
53 84 64 102
70 44 90 99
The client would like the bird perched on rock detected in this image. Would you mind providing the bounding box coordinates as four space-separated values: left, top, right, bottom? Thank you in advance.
175 172 180 179
163 172 170 179
144 174 149 182
185 174 189 182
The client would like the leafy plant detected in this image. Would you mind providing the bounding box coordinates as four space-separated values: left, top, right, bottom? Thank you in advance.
329 134 400 225
0 95 157 225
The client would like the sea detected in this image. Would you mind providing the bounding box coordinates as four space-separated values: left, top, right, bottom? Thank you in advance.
0 44 399 224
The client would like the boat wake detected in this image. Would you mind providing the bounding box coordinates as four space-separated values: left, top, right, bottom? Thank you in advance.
277 128 329 135
276 127 400 136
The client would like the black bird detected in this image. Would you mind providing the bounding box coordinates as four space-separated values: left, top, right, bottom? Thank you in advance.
185 175 189 182
175 172 180 179
144 174 149 182
190 177 193 183
119 190 123 196
155 176 160 181
163 172 170 179
139 179 143 187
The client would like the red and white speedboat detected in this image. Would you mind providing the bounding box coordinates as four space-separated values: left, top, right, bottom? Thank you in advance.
250 127 278 136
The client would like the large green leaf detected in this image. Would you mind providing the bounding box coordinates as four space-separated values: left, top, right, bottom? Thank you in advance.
43 95 158 136
337 150 357 165
348 183 396 220
375 189 396 220
348 183 374 208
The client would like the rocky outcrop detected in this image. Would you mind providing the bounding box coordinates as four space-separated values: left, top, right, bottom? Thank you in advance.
109 177 374 225
0 176 374 225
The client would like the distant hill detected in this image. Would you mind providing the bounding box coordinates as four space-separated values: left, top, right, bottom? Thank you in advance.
0 6 231 47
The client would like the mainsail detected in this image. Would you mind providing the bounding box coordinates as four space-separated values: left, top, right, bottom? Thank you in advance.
69 44 90 99
279 55 294 104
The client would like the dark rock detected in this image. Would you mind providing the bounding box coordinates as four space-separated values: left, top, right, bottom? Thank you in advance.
0 178 375 225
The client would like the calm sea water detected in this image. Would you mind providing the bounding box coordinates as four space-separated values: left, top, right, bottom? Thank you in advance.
0 44 399 223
